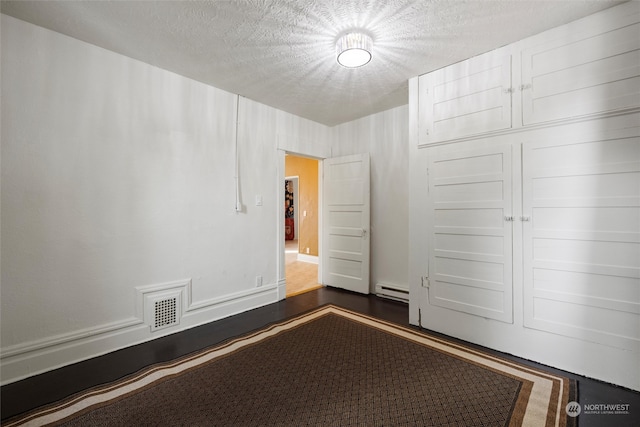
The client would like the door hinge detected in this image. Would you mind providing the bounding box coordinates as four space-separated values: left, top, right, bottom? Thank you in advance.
421 276 430 288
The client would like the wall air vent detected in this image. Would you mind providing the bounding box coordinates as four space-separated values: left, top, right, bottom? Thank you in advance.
144 289 183 332
135 279 191 332
154 297 177 330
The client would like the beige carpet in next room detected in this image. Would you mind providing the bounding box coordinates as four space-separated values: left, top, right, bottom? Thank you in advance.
285 240 322 297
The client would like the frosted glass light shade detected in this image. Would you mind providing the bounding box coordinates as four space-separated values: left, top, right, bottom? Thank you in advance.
336 33 372 68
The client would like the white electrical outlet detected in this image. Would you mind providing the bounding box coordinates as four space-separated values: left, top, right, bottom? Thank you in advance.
256 276 263 287
306 248 310 254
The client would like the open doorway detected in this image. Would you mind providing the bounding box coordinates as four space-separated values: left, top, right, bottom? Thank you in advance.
284 154 322 297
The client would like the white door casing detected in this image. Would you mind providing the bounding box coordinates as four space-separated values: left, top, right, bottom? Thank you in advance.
322 154 371 294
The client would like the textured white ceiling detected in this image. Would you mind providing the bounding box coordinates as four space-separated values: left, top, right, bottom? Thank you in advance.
1 0 623 126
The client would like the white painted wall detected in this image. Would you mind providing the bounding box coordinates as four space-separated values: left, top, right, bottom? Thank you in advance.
331 106 409 293
0 14 330 384
1 12 407 385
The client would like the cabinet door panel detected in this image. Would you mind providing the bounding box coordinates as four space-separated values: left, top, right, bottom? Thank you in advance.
427 144 513 323
419 53 512 145
522 134 640 350
522 21 640 125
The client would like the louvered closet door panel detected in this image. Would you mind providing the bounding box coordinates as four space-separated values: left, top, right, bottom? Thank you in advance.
522 133 640 350
419 53 512 145
428 143 513 323
521 13 640 125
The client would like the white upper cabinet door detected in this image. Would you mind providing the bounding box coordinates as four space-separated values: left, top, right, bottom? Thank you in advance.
521 9 640 125
419 52 512 145
427 143 513 323
322 154 370 294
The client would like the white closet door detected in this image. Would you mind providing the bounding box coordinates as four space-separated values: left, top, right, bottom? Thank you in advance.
521 17 640 125
427 143 513 323
522 132 640 350
419 52 512 145
322 154 370 294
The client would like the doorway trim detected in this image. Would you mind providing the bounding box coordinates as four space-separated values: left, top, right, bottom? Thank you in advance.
277 149 324 300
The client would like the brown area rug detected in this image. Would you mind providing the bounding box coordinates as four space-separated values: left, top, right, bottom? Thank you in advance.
5 305 575 426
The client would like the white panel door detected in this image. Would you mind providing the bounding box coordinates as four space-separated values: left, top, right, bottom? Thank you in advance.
419 52 512 145
521 17 640 125
522 132 640 350
322 154 370 294
427 143 513 323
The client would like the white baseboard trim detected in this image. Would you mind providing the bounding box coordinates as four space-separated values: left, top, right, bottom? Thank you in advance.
277 278 287 300
0 284 278 386
0 318 143 360
297 254 318 264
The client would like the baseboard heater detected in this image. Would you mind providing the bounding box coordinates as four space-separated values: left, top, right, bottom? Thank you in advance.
375 283 409 303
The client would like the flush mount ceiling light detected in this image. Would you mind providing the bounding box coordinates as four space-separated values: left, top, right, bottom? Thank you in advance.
336 32 373 68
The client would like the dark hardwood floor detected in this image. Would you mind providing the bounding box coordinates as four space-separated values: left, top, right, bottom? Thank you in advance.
2 287 639 426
